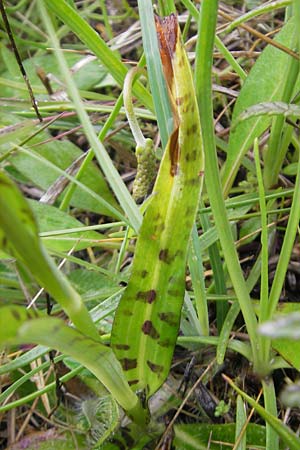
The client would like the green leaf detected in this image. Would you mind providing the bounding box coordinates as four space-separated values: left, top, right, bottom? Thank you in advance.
236 101 300 123
259 305 300 369
111 15 204 398
137 0 173 147
224 375 300 450
28 200 103 252
78 396 119 447
0 113 120 217
174 423 266 450
0 170 99 341
0 305 146 424
43 0 153 111
0 52 109 99
222 18 298 196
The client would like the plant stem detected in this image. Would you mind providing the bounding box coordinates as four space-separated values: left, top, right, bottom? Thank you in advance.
262 378 279 450
195 0 262 371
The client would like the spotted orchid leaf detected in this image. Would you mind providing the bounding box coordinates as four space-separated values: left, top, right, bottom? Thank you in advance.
111 14 204 398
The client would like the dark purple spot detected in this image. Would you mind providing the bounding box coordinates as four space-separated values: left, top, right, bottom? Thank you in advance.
120 358 137 371
141 270 148 278
187 123 198 136
115 344 130 350
128 379 139 386
158 312 178 327
136 289 157 304
142 320 160 339
147 360 164 374
159 248 171 263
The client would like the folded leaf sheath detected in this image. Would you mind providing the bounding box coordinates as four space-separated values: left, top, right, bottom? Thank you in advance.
112 14 204 397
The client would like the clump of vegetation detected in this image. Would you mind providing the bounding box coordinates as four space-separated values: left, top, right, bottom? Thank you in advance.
1 1 300 449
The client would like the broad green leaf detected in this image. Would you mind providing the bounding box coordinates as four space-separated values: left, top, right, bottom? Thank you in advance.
224 375 300 450
174 423 266 450
0 52 110 99
11 138 119 217
0 305 146 424
0 114 120 217
0 119 40 145
28 200 104 252
68 269 119 304
111 15 204 398
0 170 99 341
222 18 297 196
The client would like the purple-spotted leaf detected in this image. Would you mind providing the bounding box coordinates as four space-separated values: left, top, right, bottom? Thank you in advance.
111 14 204 398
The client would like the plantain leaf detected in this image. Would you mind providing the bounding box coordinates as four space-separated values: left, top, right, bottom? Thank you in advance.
111 15 204 398
29 200 104 252
222 18 298 196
